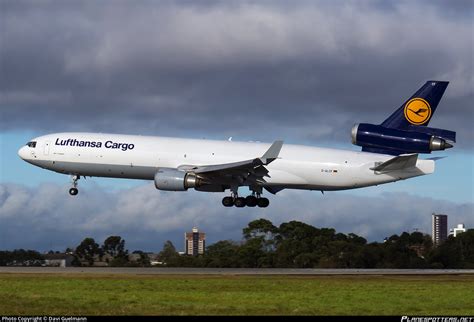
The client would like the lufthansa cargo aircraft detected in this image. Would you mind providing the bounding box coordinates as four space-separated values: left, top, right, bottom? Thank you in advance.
18 81 455 208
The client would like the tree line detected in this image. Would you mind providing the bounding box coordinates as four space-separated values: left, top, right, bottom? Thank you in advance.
158 219 474 269
1 219 473 268
0 249 44 266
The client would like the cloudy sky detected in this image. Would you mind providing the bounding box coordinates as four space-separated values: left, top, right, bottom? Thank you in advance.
1 0 473 252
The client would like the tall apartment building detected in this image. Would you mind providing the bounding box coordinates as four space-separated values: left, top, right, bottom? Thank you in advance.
432 213 448 246
185 227 206 256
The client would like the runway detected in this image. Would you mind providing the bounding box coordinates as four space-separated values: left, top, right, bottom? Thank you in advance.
1 267 474 275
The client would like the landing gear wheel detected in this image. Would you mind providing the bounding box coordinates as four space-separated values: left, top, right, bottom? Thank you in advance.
69 187 79 196
257 197 269 208
234 197 247 208
69 175 80 196
222 196 234 207
245 195 258 207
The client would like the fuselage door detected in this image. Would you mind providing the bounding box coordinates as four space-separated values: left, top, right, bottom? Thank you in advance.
44 141 50 155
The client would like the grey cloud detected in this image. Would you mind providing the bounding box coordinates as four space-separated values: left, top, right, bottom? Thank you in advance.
0 1 472 146
0 182 472 252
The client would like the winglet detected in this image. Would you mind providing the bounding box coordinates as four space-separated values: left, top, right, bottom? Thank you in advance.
260 140 283 165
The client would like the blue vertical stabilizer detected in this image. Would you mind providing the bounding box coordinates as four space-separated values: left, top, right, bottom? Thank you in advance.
381 81 449 129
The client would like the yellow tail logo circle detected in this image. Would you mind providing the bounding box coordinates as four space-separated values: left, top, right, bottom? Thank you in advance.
404 98 431 125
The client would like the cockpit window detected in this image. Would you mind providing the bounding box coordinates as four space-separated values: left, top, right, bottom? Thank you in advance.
26 141 37 148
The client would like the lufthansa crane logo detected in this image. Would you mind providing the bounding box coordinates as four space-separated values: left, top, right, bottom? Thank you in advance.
404 98 431 125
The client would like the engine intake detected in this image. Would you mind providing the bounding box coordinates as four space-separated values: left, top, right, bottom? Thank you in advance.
351 123 453 154
154 168 201 191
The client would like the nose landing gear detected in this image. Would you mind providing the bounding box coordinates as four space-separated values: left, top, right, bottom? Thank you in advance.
69 175 80 196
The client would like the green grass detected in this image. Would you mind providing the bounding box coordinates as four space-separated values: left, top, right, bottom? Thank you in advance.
0 274 473 315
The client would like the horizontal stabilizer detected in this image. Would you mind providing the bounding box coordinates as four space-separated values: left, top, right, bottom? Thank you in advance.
370 154 418 173
426 156 446 161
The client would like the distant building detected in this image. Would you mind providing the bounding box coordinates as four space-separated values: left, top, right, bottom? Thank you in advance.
449 223 466 237
43 253 74 267
432 213 448 246
147 253 164 266
185 227 206 256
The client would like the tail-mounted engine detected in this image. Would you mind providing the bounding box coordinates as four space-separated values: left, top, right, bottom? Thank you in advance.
351 123 455 155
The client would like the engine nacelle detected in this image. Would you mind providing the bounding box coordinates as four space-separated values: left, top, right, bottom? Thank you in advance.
154 168 200 191
351 123 453 154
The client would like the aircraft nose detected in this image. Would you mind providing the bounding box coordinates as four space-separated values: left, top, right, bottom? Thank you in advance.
18 146 29 160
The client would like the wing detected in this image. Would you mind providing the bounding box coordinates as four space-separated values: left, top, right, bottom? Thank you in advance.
178 140 283 187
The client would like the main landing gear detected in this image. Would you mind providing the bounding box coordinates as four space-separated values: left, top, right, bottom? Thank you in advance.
69 175 80 196
222 188 269 208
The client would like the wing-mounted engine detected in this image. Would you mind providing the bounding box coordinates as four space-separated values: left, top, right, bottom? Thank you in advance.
351 123 455 155
154 168 202 191
154 169 225 192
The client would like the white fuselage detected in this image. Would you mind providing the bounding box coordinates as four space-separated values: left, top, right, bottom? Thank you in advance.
18 132 434 192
